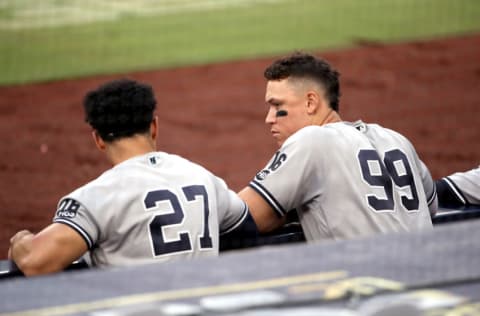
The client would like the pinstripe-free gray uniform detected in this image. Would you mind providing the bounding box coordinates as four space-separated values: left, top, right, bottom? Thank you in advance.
53 152 248 267
250 121 436 241
442 166 480 205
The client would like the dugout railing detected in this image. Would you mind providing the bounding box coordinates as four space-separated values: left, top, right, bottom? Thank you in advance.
1 205 479 280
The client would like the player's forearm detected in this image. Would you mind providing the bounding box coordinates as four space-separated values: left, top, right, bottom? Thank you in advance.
9 230 40 276
238 187 285 233
9 231 63 276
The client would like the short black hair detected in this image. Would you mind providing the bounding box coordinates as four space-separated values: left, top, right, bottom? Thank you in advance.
83 79 157 142
264 52 341 111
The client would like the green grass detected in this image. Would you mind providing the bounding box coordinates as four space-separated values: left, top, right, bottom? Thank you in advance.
1 0 480 85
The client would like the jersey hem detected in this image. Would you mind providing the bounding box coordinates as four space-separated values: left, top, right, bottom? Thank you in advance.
54 219 94 249
220 203 249 235
427 184 438 206
444 177 468 205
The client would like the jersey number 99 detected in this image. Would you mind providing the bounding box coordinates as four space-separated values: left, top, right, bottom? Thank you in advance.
358 149 420 212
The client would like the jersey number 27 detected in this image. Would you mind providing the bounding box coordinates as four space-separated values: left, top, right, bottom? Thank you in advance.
358 149 420 212
144 185 212 256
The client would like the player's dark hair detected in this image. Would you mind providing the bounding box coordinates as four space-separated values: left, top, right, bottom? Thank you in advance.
83 78 157 142
264 52 341 112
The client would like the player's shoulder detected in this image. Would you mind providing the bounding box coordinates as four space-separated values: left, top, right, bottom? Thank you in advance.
362 121 406 138
284 122 358 148
63 153 163 199
149 151 225 186
63 168 115 202
159 151 213 174
358 121 414 147
286 123 341 140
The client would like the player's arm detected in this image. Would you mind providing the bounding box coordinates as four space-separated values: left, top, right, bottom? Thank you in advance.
8 223 88 276
238 186 286 233
436 167 480 208
435 178 467 208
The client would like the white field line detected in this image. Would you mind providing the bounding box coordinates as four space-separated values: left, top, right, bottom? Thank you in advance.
0 0 287 30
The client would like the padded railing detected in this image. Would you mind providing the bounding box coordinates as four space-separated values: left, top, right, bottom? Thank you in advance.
1 205 479 280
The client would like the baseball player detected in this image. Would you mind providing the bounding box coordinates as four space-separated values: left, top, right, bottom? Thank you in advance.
239 52 437 241
8 79 256 276
436 166 480 208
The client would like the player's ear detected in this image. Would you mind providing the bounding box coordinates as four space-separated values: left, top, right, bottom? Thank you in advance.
150 116 158 141
306 91 321 115
91 131 106 151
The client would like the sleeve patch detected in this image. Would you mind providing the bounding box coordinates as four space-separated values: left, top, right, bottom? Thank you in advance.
56 198 81 219
255 151 288 182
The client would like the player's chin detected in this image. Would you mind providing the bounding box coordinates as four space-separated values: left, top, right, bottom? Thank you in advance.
275 137 285 147
271 132 284 147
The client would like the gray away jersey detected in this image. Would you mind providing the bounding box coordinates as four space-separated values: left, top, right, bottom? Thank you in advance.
250 121 437 242
54 152 248 267
442 166 480 205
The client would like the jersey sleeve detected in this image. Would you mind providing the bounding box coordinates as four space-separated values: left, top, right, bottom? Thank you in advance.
438 166 480 206
53 196 100 250
248 127 317 218
213 177 250 235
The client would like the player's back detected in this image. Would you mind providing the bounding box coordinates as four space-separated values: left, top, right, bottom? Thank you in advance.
55 152 245 267
293 121 433 240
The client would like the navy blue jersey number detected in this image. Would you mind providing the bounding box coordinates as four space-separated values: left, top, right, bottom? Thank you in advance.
144 185 212 256
384 149 419 210
358 149 420 212
183 185 213 248
358 150 394 211
268 151 287 171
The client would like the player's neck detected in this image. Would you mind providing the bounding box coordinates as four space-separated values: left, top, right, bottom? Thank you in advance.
312 109 342 126
105 136 156 166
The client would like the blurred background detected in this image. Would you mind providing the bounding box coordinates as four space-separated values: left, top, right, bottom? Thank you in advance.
1 0 480 85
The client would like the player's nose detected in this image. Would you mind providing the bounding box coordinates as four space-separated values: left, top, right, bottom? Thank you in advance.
265 107 276 124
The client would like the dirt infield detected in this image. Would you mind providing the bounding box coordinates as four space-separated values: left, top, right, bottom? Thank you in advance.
0 34 479 258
